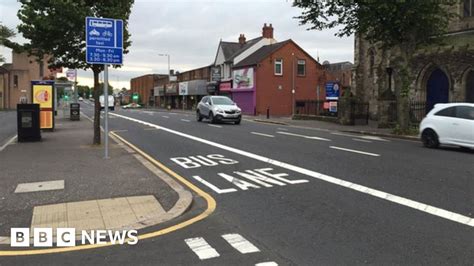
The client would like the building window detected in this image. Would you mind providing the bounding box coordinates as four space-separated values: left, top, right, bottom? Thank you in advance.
464 0 473 17
297 59 306 76
274 59 283 76
13 75 18 87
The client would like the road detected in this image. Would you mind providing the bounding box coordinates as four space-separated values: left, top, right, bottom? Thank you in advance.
5 101 473 265
0 111 17 150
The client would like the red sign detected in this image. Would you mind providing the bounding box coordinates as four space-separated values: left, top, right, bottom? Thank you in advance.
219 82 231 92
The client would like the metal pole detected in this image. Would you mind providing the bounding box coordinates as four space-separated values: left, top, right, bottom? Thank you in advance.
292 53 295 117
104 65 109 159
316 85 320 115
74 69 78 103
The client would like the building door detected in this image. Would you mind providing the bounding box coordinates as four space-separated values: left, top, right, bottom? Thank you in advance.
466 70 474 103
426 68 449 112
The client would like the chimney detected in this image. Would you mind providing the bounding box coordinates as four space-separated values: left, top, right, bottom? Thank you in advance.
262 23 273 39
238 34 246 46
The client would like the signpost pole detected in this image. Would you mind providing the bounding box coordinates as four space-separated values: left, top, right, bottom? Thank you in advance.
104 64 109 159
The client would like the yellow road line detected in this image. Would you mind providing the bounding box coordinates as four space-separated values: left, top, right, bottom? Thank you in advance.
0 131 216 256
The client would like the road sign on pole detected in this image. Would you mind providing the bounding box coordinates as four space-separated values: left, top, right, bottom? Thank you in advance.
85 17 123 65
86 17 123 159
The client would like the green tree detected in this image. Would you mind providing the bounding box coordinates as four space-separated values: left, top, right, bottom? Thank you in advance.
91 82 114 96
0 23 16 63
15 0 134 144
294 0 457 132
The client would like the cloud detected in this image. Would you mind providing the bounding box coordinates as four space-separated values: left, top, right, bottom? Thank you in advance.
1 0 354 89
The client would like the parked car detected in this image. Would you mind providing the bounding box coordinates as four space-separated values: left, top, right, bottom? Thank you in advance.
122 103 142 109
419 103 474 149
196 96 242 124
78 97 83 101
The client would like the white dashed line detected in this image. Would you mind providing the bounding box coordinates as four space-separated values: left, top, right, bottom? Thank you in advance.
277 127 288 131
181 119 191 122
276 131 330 141
222 233 260 254
256 262 278 266
208 124 222 128
360 135 390 142
352 138 372 143
110 113 474 227
331 132 359 138
185 237 220 260
330 146 380 157
162 116 170 118
251 132 275 138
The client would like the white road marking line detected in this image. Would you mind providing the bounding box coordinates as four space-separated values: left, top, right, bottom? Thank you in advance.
208 124 222 128
277 127 288 131
15 180 64 193
162 116 169 118
0 135 17 152
110 113 474 227
222 233 260 254
181 119 191 122
330 146 380 157
184 237 220 260
276 131 330 141
361 135 390 142
169 113 178 115
331 132 360 138
256 262 278 266
352 138 372 143
143 111 154 114
251 132 275 138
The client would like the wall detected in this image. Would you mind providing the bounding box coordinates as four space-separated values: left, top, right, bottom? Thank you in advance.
255 41 326 116
130 75 156 106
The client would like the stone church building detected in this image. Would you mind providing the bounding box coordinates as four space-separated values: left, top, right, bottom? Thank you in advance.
352 1 474 126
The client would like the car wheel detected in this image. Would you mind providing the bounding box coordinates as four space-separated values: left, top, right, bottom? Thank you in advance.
234 119 241 125
421 129 439 148
196 111 203 122
209 112 215 123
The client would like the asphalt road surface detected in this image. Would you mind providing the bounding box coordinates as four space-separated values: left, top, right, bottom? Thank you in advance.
0 111 17 149
4 102 473 265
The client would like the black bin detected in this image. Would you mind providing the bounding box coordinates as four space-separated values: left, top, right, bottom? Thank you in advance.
70 103 80 121
17 104 41 142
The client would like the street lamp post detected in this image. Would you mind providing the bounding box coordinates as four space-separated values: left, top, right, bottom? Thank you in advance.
292 52 295 117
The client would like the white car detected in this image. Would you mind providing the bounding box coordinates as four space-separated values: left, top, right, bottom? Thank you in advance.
196 96 242 124
419 103 474 149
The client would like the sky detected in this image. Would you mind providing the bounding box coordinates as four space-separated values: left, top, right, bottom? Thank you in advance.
0 0 354 90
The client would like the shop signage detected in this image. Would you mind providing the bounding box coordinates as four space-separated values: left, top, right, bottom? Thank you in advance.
211 67 221 82
179 82 189 96
232 67 254 90
325 82 340 100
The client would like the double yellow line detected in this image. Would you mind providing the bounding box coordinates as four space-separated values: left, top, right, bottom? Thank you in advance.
0 131 216 256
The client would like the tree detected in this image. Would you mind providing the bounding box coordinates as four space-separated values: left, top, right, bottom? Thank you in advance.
294 0 457 132
0 23 15 63
15 0 134 144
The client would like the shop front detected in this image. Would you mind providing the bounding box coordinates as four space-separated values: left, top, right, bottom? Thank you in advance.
164 83 178 109
218 81 232 98
179 80 208 110
231 67 255 115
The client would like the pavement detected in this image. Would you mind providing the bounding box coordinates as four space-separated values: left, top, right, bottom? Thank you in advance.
0 110 192 244
0 102 472 265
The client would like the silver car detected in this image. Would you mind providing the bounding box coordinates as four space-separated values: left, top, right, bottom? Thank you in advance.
196 96 242 124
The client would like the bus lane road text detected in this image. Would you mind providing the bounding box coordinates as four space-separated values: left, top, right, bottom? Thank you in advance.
170 154 309 194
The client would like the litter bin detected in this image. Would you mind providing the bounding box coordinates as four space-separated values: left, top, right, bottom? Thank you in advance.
17 104 41 142
70 103 80 121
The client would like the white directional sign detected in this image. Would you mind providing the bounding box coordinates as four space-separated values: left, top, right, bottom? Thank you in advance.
85 17 123 65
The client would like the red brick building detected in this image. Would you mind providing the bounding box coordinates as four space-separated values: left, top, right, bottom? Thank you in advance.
232 39 329 116
130 74 167 107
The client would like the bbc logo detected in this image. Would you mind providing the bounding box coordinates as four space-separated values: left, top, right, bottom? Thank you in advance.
11 228 76 247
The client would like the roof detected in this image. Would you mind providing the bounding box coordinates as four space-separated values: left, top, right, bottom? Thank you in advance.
325 61 353 71
220 36 264 63
233 40 291 68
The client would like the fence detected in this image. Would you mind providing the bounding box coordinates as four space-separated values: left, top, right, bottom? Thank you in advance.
409 101 427 125
350 101 370 125
295 100 335 117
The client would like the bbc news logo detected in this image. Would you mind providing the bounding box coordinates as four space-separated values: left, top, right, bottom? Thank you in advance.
11 228 138 247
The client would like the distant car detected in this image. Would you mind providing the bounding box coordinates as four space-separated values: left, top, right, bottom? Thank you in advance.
419 103 474 149
122 103 142 109
78 97 83 101
196 96 242 124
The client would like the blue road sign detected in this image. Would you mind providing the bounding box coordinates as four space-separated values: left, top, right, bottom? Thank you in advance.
86 17 123 65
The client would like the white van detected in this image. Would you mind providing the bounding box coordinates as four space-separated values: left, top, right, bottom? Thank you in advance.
99 95 115 111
